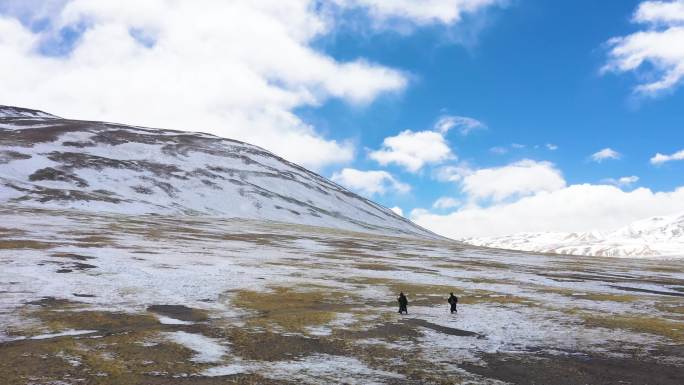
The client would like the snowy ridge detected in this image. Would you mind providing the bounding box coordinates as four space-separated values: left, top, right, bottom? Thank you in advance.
0 106 59 119
464 212 684 258
0 105 434 238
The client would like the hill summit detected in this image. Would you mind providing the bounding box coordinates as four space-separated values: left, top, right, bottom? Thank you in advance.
0 105 433 238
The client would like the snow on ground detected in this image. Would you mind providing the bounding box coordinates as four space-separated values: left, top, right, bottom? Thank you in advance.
2 106 681 383
162 331 229 363
30 329 98 340
413 304 660 365
156 315 194 325
1 207 683 383
204 354 405 385
268 354 405 385
0 109 434 238
0 106 58 119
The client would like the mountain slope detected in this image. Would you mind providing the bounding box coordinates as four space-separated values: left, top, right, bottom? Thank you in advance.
0 105 434 238
464 212 684 258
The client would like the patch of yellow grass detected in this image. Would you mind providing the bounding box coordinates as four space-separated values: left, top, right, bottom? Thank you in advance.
345 277 536 307
460 292 537 306
643 265 684 274
232 286 353 332
2 306 208 385
37 310 159 333
535 287 638 303
655 302 684 316
579 293 639 302
0 239 54 250
386 282 458 303
460 276 523 286
354 262 399 271
74 235 114 246
582 314 684 343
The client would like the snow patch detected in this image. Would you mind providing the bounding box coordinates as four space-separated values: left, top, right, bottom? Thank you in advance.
30 329 97 340
162 331 228 363
204 354 404 384
156 315 194 325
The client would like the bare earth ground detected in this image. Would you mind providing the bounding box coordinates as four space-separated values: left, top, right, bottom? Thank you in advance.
0 206 683 384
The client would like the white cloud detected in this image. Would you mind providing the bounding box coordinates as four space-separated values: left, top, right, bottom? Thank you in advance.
390 206 404 216
412 184 684 238
434 115 486 135
602 175 640 187
590 148 621 162
432 197 460 209
433 164 472 182
334 0 503 25
331 168 410 196
370 114 483 173
369 129 454 172
0 0 68 22
0 1 506 169
650 148 684 164
634 0 684 26
461 159 566 202
410 208 429 217
492 142 556 154
604 0 684 94
0 0 418 169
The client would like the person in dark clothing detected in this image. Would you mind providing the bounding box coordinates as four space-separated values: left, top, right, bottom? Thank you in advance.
448 292 458 314
397 292 408 314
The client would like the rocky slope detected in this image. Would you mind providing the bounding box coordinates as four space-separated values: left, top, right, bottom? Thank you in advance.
0 105 434 238
464 212 684 258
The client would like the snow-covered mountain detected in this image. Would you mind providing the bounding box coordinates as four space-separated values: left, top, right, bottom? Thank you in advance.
464 212 684 258
0 105 434 238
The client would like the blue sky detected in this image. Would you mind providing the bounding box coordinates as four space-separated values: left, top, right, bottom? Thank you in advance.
311 0 682 202
313 0 684 237
1 0 683 238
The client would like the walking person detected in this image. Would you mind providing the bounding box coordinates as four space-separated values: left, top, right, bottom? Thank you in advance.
448 292 458 314
397 292 408 314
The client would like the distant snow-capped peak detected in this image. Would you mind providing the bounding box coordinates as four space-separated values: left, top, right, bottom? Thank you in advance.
464 212 684 258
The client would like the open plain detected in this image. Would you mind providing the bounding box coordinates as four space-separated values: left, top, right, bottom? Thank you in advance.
1 206 682 384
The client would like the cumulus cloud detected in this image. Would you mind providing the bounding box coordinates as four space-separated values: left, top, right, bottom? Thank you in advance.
0 1 506 169
416 156 682 238
412 184 684 238
635 0 684 24
546 143 558 150
369 129 454 172
604 0 684 94
602 175 640 187
433 164 472 182
331 168 410 196
434 115 486 135
390 206 404 216
432 197 460 209
334 0 503 25
460 159 566 202
369 113 484 173
0 0 419 169
650 148 684 164
590 148 621 162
